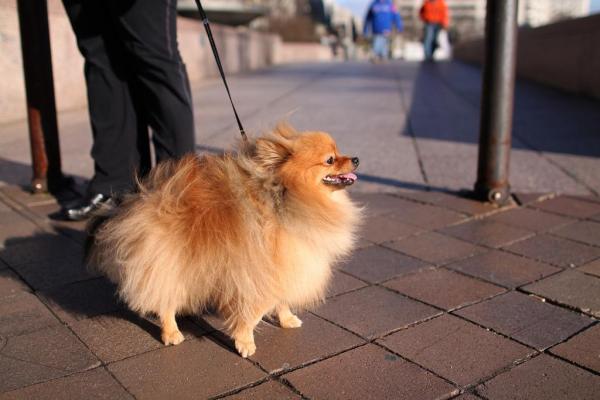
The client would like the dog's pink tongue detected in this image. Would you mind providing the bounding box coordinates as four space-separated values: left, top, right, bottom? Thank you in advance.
340 173 357 181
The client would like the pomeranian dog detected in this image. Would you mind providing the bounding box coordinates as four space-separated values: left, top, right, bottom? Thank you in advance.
87 124 362 357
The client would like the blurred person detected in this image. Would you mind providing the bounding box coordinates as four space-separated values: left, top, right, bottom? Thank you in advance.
59 0 195 220
419 0 449 61
363 0 403 62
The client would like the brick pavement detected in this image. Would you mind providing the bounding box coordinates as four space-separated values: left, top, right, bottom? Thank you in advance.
0 186 599 399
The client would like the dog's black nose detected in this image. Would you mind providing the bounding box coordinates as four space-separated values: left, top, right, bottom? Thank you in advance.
351 157 360 167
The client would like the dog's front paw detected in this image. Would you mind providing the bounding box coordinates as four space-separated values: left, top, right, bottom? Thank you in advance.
235 339 256 358
162 329 185 346
280 314 303 329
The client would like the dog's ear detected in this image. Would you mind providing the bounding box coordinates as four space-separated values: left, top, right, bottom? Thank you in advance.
255 138 291 168
273 122 299 140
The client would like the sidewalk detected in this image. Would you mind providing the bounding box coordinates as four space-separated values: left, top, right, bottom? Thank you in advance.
0 60 599 399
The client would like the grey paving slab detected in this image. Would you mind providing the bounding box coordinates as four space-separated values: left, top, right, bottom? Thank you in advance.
0 291 60 337
327 270 368 298
504 234 600 268
313 286 440 339
0 325 99 392
455 291 593 350
222 380 301 400
283 344 458 400
360 212 424 244
522 270 600 317
339 245 430 283
39 277 122 324
551 220 600 247
385 231 486 265
378 314 533 387
578 258 600 277
531 196 600 218
550 324 600 373
0 368 132 400
446 250 561 288
108 338 266 400
384 268 505 311
70 311 206 364
476 354 600 400
440 219 534 248
0 269 30 299
488 207 574 232
247 313 364 373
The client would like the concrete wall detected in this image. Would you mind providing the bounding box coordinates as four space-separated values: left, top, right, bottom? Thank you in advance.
0 0 332 125
453 13 600 99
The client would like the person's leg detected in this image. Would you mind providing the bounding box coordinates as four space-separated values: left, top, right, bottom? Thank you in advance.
373 34 385 60
423 23 435 60
62 0 150 196
108 0 195 163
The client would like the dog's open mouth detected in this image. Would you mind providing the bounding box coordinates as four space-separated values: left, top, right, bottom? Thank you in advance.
323 173 357 186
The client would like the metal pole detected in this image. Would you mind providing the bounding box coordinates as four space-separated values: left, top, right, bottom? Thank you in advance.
474 0 518 205
17 0 65 193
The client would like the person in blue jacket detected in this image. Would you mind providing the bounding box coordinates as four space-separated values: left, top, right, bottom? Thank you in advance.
363 0 403 61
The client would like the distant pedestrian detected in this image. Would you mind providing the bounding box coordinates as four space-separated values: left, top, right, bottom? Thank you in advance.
419 0 449 61
363 0 403 62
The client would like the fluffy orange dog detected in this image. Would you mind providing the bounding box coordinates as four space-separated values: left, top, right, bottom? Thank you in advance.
87 124 362 357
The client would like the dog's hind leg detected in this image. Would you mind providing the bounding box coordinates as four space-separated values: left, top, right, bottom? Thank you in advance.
160 310 185 345
276 304 302 328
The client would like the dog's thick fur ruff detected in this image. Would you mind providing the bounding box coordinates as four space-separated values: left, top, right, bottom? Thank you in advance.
87 124 362 357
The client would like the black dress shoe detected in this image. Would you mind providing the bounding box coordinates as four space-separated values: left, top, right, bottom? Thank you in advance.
62 193 114 221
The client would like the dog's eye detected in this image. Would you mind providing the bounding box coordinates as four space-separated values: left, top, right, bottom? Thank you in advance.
326 156 335 165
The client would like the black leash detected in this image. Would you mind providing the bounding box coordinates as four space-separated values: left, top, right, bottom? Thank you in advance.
193 0 247 141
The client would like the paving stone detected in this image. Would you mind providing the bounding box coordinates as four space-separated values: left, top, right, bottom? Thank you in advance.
39 277 122 324
446 250 561 288
456 291 593 350
0 234 84 267
108 338 265 400
531 196 600 218
246 313 364 373
504 234 600 268
398 190 499 216
377 314 533 386
352 193 414 216
360 212 423 243
0 367 132 400
340 245 430 283
0 291 59 337
440 219 534 248
385 232 485 265
387 202 466 230
70 311 206 363
313 286 440 339
0 325 99 392
284 344 458 400
552 220 600 247
384 268 505 310
10 255 97 291
476 354 600 400
578 258 600 277
523 270 600 317
327 270 367 297
488 208 573 232
0 269 30 299
590 212 600 223
452 393 483 400
550 324 600 372
512 193 552 206
0 212 42 247
222 380 301 399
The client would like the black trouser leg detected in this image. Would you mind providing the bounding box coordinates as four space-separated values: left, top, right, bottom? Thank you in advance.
108 0 196 163
62 0 151 196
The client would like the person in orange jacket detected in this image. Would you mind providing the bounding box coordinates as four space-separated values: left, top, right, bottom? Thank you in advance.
419 0 449 61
